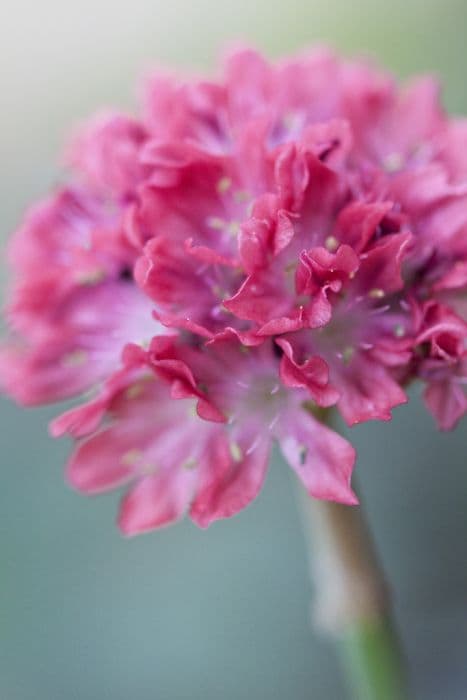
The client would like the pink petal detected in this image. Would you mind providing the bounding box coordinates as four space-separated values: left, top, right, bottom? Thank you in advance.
190 431 271 528
67 428 136 494
277 338 339 407
335 356 407 425
276 407 357 505
424 378 467 431
118 469 195 535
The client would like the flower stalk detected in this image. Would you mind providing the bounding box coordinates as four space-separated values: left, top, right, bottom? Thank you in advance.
297 484 410 699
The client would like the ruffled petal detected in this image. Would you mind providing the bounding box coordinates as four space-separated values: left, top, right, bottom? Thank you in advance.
335 356 408 425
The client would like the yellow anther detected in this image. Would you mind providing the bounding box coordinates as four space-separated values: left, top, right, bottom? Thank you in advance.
325 235 339 252
207 216 225 230
217 176 232 194
121 449 143 466
125 383 145 400
369 288 385 299
227 221 240 236
77 268 105 285
230 442 242 462
342 346 355 364
62 350 88 367
383 152 404 173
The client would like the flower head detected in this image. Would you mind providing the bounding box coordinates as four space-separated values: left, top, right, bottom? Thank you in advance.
2 47 466 534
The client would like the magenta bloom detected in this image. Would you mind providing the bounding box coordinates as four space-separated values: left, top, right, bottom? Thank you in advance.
2 48 466 535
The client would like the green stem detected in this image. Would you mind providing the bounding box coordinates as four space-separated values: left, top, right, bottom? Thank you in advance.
296 488 411 700
340 617 410 700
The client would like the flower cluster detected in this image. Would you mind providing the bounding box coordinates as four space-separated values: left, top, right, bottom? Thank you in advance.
2 48 466 534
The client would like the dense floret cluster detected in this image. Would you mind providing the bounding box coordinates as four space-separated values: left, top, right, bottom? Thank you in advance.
2 48 466 534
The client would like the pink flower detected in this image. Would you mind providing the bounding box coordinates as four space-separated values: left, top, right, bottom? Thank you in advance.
2 47 466 534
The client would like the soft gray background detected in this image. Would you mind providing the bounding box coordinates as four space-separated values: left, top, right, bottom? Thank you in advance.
1 1 466 698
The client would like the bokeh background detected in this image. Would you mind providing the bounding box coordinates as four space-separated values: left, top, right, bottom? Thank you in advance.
1 1 467 698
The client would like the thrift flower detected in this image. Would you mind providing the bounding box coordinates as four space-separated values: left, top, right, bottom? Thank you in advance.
2 48 466 534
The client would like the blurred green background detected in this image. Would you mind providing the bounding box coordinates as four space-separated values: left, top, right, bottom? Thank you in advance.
1 1 467 698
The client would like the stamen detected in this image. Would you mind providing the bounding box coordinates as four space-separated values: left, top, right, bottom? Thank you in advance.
298 445 308 465
383 152 404 173
368 288 385 299
341 346 354 364
188 403 198 419
77 268 105 285
394 324 406 338
325 235 339 252
125 376 154 399
125 383 145 400
121 448 143 466
230 442 242 462
207 216 225 230
217 176 232 194
227 221 240 236
62 349 88 367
